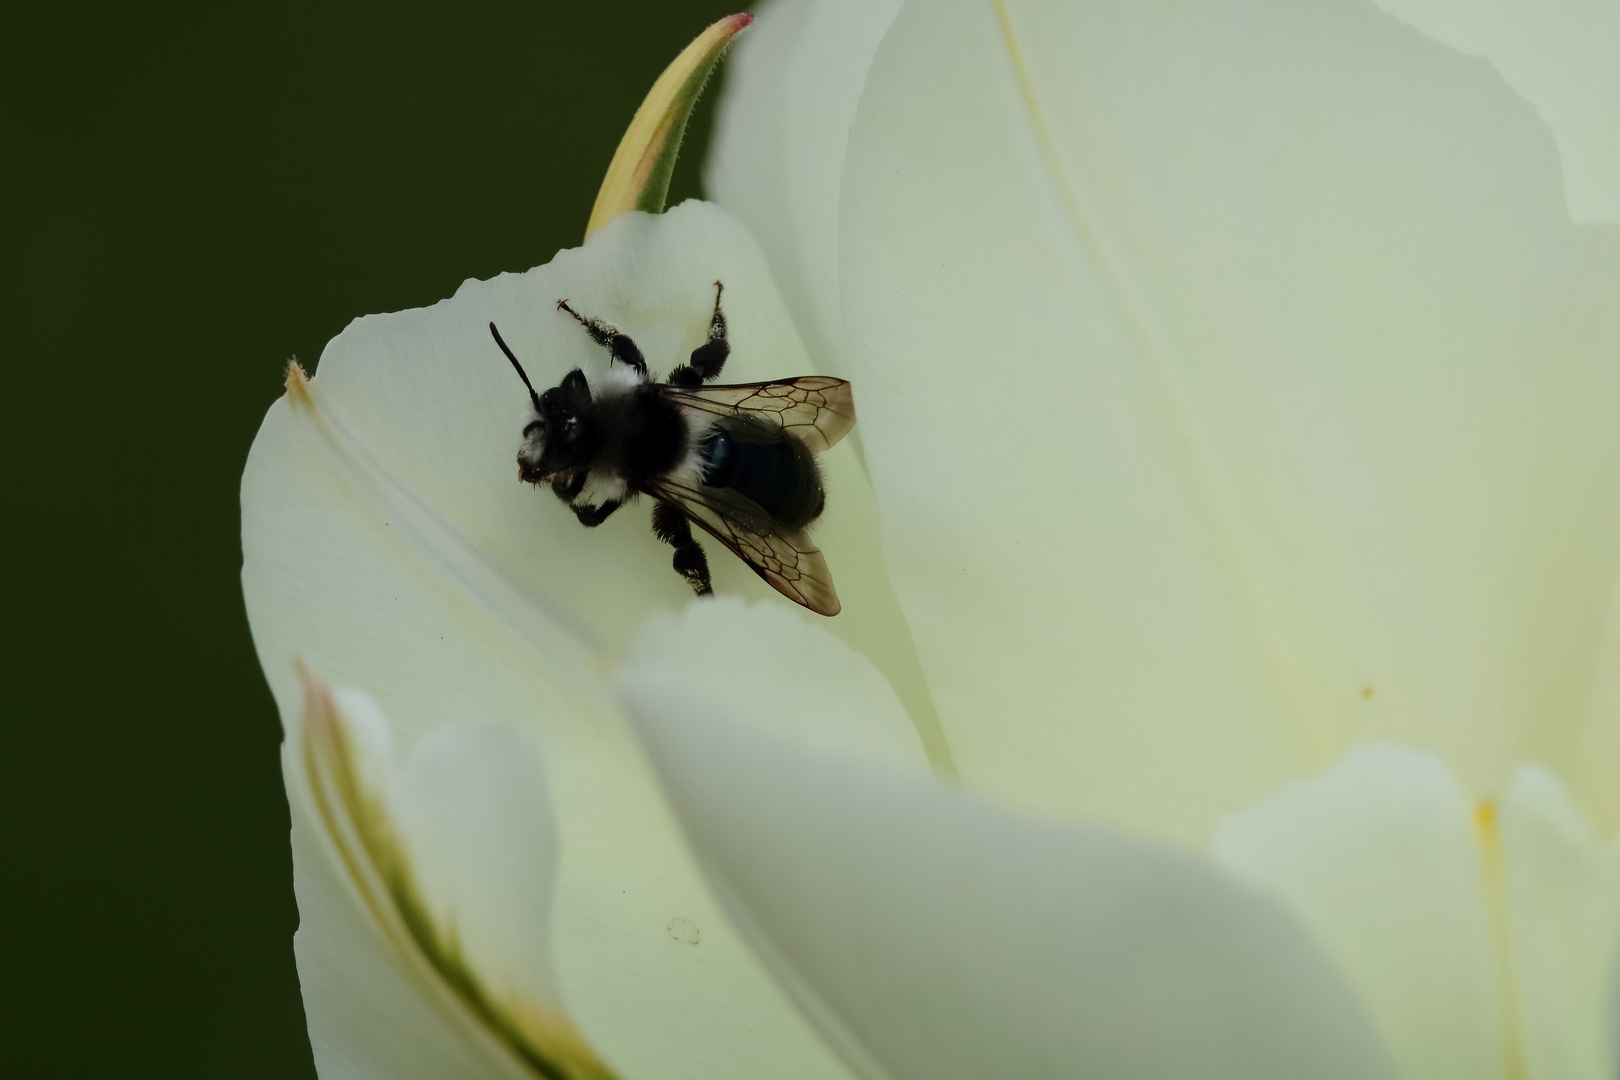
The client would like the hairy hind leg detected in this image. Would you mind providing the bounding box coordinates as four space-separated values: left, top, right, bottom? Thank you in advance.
651 501 713 596
667 281 729 387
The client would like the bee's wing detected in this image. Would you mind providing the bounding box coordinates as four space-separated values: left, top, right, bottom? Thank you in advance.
660 377 855 454
645 476 842 617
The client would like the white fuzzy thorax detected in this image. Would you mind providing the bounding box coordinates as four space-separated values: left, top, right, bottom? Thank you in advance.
592 365 644 398
669 410 719 488
579 466 629 505
570 369 720 504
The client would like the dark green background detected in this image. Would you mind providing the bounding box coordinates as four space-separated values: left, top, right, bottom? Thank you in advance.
4 3 740 1074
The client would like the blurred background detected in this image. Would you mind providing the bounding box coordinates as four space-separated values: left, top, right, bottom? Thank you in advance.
3 2 740 1074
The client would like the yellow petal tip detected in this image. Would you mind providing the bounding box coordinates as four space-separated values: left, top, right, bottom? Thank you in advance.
284 357 312 408
584 13 753 240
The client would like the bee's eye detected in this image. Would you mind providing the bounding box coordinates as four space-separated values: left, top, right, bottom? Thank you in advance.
522 420 544 438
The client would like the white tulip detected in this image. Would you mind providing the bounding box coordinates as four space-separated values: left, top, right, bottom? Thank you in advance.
243 1 1620 1078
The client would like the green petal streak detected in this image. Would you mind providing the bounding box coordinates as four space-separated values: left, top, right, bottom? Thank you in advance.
297 669 618 1080
585 13 753 239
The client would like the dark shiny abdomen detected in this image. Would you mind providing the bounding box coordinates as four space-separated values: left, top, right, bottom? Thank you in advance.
702 424 824 528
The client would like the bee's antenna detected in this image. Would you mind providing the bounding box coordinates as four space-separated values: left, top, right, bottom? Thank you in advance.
490 322 542 411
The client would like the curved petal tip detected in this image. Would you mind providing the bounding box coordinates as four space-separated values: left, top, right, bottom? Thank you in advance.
585 14 755 239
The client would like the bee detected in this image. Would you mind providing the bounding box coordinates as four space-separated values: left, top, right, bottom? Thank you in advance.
490 282 854 616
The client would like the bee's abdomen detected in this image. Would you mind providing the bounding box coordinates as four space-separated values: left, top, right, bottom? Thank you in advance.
702 425 824 529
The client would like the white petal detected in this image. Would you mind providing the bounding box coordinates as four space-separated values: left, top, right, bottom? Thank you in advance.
706 0 903 373
288 682 604 1080
622 672 1396 1080
839 0 1620 838
619 597 928 771
391 724 563 1015
1499 763 1620 1079
290 776 533 1080
287 689 504 1080
244 203 885 1079
1370 0 1620 224
1213 744 1503 1078
1214 745 1620 1079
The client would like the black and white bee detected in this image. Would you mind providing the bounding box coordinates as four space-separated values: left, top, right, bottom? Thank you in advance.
490 282 854 616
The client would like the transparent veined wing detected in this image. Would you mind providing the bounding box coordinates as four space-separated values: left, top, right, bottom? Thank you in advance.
661 377 854 454
644 475 841 617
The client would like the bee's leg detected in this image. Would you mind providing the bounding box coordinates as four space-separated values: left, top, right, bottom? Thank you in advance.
651 501 713 596
573 499 621 527
668 281 729 387
557 300 647 377
550 472 586 503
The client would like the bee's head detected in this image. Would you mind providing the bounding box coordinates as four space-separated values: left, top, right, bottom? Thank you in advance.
491 323 598 484
517 373 596 482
